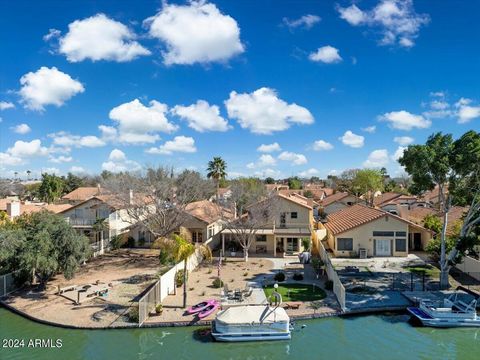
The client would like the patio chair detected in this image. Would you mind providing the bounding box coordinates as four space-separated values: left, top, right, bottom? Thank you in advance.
244 288 253 298
223 284 232 296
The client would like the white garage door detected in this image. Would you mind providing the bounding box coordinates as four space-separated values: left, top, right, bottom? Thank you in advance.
375 239 391 256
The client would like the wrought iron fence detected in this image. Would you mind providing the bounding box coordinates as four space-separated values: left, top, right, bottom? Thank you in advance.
0 272 19 298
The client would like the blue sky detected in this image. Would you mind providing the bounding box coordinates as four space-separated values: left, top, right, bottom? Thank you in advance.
0 0 479 180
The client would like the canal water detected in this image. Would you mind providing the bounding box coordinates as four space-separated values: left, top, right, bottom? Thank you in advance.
0 308 479 360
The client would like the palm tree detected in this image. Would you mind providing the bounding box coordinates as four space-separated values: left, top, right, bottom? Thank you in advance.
207 157 227 202
26 170 31 181
171 234 196 308
14 171 18 181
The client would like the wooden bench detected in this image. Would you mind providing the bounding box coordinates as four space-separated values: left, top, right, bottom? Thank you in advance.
283 302 302 310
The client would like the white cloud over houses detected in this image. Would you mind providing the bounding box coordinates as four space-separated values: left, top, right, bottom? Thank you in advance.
298 168 320 177
225 87 314 134
278 151 307 165
102 149 140 172
394 136 414 145
379 110 431 130
48 131 106 148
172 100 229 132
363 149 389 168
146 136 197 155
0 101 15 110
283 14 321 30
257 142 281 153
312 140 333 151
19 67 84 111
309 46 342 64
144 1 244 65
11 124 31 134
339 130 364 148
337 0 430 48
247 154 277 169
58 14 150 62
254 168 282 179
108 99 178 144
0 139 49 166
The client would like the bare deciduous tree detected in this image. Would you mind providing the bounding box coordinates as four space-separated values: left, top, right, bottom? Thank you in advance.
102 167 214 239
220 178 280 262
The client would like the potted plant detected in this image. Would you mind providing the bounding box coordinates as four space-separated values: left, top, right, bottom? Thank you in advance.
155 303 163 315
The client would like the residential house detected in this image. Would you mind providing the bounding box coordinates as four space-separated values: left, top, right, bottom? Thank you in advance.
128 199 230 248
320 192 359 215
324 204 432 257
0 198 72 220
59 195 132 255
61 186 102 204
221 193 315 257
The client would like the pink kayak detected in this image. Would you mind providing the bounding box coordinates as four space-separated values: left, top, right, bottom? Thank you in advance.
187 299 218 315
197 301 220 319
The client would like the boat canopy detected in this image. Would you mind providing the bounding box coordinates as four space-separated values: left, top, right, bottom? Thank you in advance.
215 306 289 325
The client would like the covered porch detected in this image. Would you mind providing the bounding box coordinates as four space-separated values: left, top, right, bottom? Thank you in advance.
220 228 311 258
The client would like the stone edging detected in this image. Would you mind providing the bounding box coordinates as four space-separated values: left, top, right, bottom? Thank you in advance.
1 299 409 330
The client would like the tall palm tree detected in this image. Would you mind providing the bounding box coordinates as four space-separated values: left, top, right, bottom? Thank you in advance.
171 234 196 308
26 170 31 181
207 157 227 202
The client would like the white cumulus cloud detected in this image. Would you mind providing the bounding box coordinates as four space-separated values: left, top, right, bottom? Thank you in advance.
312 140 333 151
340 130 364 148
455 98 480 124
11 124 31 134
363 149 389 168
337 0 430 48
394 136 414 145
225 87 313 134
392 146 407 161
49 155 73 163
144 1 244 65
0 101 15 110
283 14 321 30
146 136 197 155
379 110 431 130
0 139 49 166
109 99 178 144
48 132 106 148
362 125 376 133
257 142 281 153
278 151 307 165
19 67 84 111
58 14 150 62
172 100 229 132
102 149 140 172
298 168 320 177
309 45 342 64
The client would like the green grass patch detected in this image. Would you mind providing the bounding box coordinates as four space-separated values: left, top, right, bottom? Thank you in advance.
404 264 440 277
264 283 326 302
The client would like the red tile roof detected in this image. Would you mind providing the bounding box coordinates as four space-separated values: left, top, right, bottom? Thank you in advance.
325 204 387 235
62 187 101 201
373 192 403 206
321 192 350 207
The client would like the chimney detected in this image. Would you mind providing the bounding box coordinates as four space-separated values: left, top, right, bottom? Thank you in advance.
129 189 133 205
7 201 20 219
307 198 314 208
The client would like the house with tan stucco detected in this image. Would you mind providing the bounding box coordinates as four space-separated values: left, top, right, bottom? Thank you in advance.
324 204 432 258
221 193 315 257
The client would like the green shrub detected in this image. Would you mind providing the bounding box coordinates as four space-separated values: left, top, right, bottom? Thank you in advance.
325 280 333 290
274 272 286 282
110 235 126 250
155 303 163 314
302 238 311 251
176 270 186 287
126 236 136 248
293 272 304 281
159 250 172 265
128 306 139 323
311 257 324 272
212 277 224 288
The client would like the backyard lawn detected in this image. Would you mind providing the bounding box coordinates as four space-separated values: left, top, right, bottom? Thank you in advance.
404 264 440 278
264 283 326 302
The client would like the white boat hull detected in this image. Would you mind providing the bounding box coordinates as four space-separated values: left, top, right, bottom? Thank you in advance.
212 331 291 342
407 307 480 328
